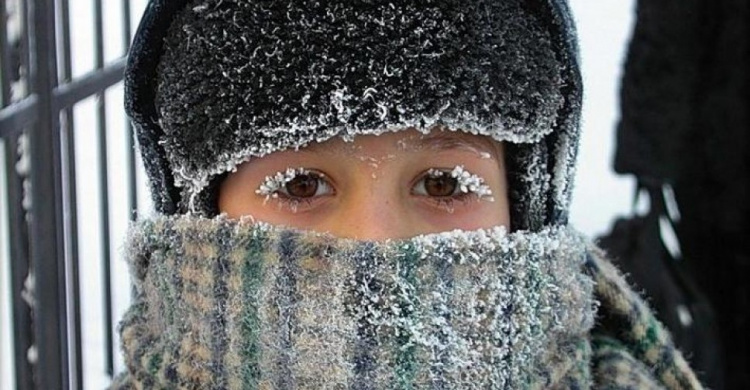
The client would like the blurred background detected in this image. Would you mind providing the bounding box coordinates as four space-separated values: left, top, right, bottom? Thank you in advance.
1 0 747 389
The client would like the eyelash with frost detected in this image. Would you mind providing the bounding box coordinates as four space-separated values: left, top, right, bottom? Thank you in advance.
256 167 315 199
256 165 493 202
427 166 495 201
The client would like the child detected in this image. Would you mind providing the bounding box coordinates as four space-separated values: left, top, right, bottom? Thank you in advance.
115 0 703 388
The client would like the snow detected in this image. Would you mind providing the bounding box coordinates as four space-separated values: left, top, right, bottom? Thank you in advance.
256 167 314 198
427 166 494 202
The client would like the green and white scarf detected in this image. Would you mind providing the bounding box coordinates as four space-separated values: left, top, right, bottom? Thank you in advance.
112 216 702 389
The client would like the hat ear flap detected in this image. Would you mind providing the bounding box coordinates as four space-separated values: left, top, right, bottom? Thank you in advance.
505 142 551 232
126 0 192 214
131 121 180 214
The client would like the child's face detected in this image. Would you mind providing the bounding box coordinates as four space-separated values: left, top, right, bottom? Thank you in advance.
219 129 510 239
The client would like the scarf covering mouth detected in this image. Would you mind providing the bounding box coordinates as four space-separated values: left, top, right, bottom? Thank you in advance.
115 215 596 389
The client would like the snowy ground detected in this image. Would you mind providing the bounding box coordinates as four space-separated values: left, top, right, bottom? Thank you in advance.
0 1 636 388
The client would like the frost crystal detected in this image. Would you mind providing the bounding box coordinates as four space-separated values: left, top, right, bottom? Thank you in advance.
255 167 316 199
427 165 494 201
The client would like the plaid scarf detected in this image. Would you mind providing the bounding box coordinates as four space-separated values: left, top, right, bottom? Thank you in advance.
111 216 702 389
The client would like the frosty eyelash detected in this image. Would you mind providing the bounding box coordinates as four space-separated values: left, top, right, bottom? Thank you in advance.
255 167 317 199
255 165 492 215
426 165 495 202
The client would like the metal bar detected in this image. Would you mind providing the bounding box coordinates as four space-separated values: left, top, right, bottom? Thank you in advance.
0 95 37 138
0 0 12 108
4 136 35 390
19 0 31 99
125 117 137 220
1 2 35 389
53 59 125 111
1 61 125 138
60 110 82 390
123 0 132 53
125 121 137 220
1 0 131 386
58 0 82 386
29 0 68 387
93 0 115 376
123 0 138 221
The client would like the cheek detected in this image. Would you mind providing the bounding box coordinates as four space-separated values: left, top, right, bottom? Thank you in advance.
217 178 253 218
469 206 508 229
427 203 510 231
218 173 332 229
218 170 273 220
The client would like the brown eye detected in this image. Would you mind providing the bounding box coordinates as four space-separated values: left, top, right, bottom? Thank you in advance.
422 174 459 197
284 174 319 198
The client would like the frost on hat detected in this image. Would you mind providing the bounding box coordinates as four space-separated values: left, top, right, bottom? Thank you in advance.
127 0 582 228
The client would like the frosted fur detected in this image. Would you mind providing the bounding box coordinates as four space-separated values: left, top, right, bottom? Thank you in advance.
118 215 596 388
155 0 566 204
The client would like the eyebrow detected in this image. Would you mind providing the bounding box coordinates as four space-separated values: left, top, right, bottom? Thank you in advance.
295 129 500 158
416 132 499 156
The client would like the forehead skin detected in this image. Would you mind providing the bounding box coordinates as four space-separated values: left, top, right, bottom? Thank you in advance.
296 128 502 161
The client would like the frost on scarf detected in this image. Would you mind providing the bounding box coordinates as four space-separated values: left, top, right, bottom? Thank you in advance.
155 0 566 200
117 215 595 389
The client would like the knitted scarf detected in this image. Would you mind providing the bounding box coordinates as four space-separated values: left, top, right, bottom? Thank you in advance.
111 216 702 389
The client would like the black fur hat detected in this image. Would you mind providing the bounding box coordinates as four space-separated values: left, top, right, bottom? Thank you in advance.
125 0 582 231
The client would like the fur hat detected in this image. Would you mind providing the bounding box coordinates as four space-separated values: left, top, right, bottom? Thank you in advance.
125 0 582 231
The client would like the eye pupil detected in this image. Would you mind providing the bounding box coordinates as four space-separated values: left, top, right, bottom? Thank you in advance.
285 175 318 198
424 175 457 197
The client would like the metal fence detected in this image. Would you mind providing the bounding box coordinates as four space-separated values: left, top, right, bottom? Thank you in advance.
0 0 142 388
